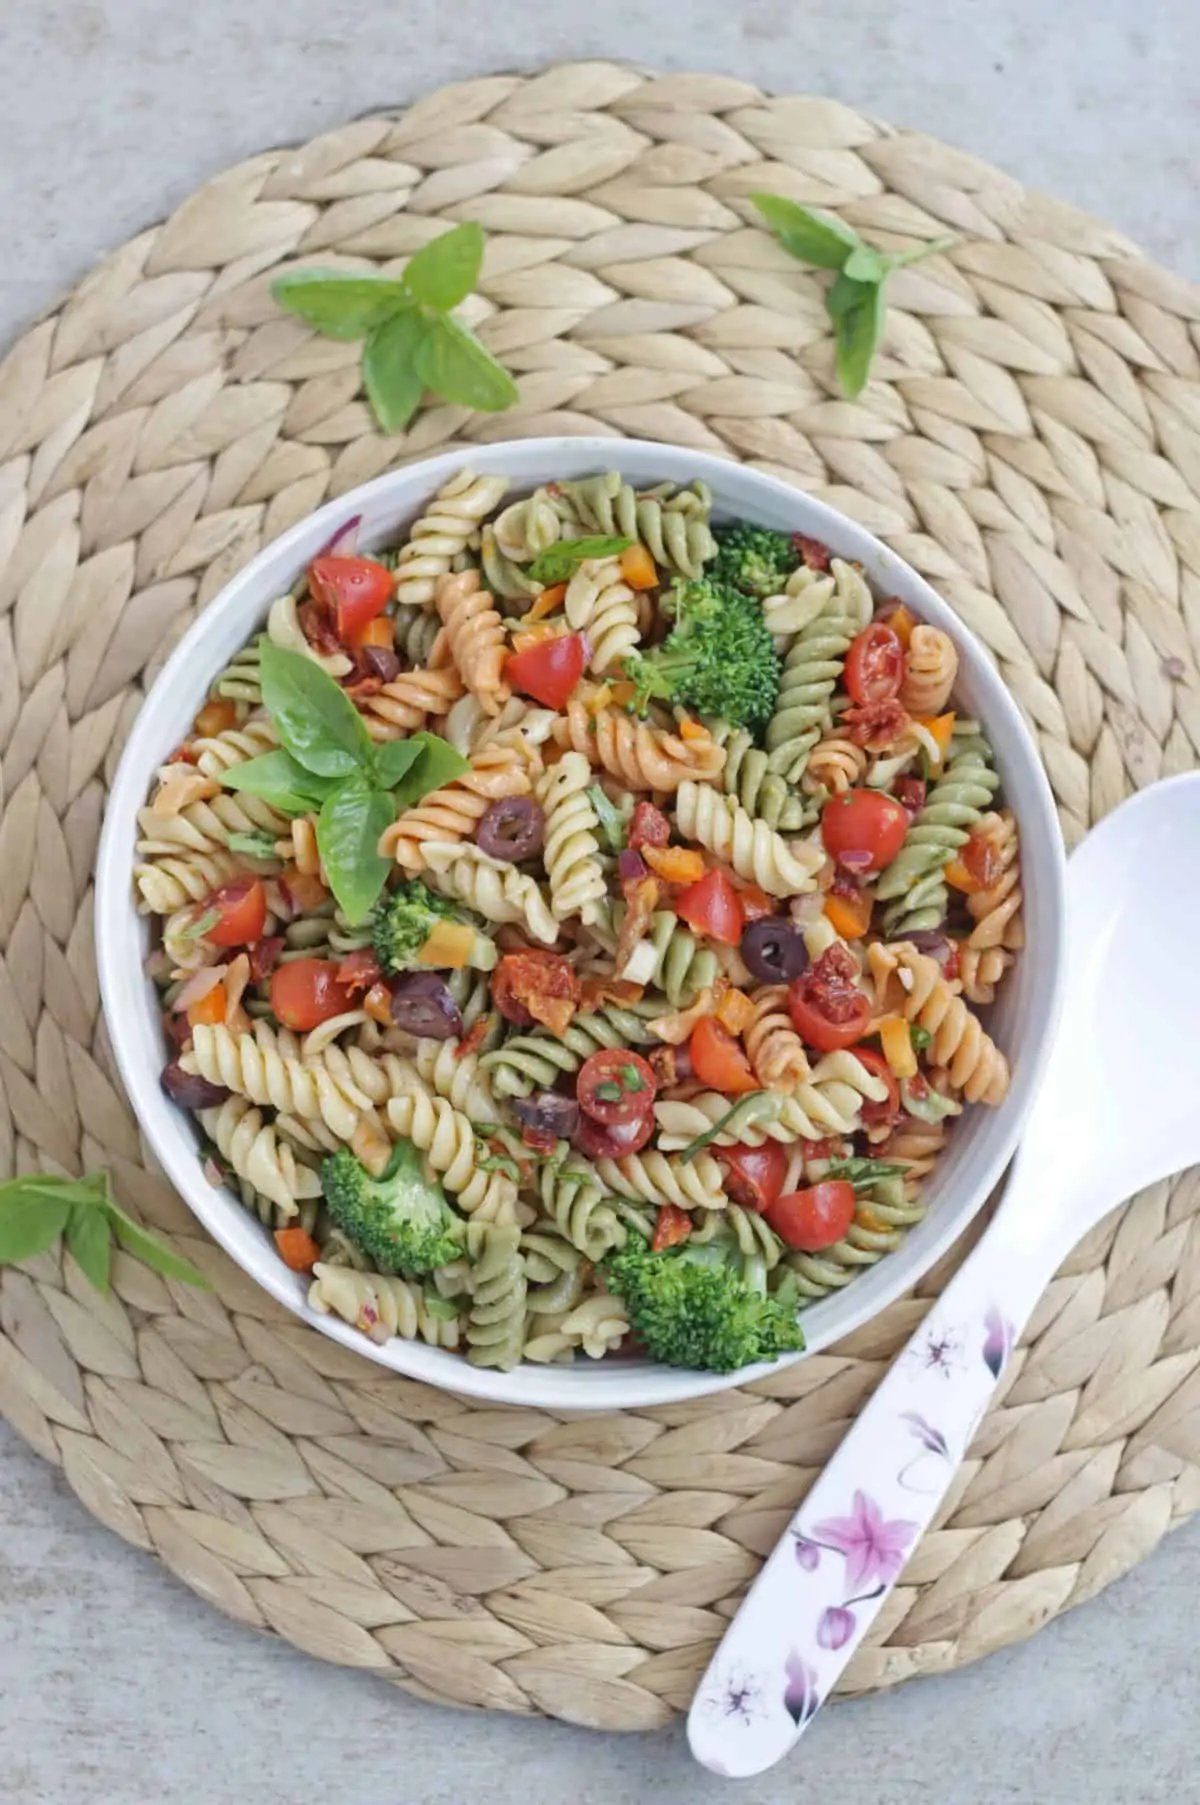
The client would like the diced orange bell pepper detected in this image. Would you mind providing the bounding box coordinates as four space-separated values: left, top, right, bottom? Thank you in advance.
879 1014 918 1079
715 987 755 1036
364 982 395 1026
584 682 613 714
886 603 917 648
274 1227 321 1273
944 855 983 894
620 544 659 590
824 889 873 940
417 919 477 970
194 698 238 737
651 1203 692 1251
348 614 395 651
736 884 775 924
519 583 567 625
642 844 707 886
186 983 228 1029
916 711 956 762
510 622 563 654
677 715 710 744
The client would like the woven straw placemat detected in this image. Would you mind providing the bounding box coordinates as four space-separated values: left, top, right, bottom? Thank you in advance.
2 63 1199 1731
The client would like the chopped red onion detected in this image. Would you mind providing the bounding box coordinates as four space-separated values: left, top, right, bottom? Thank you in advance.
617 848 648 884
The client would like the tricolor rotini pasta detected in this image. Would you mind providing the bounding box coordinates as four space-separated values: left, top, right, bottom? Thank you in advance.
139 464 1022 1373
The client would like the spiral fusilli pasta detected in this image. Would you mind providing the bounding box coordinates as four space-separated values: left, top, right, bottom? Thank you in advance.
900 624 958 716
867 941 1010 1105
673 781 822 896
199 1097 324 1218
464 1222 527 1370
535 752 606 926
309 1263 461 1347
564 558 640 675
435 569 510 715
420 843 558 944
875 727 999 934
393 468 509 609
766 559 874 780
555 699 727 793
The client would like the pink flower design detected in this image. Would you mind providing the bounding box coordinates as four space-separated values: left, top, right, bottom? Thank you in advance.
817 1605 855 1651
792 1533 820 1571
782 1651 820 1727
812 1490 918 1591
982 1305 1015 1378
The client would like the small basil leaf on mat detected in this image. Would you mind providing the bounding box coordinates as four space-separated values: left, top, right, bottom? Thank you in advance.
316 773 395 925
401 222 485 312
271 270 410 340
413 314 519 412
0 1183 72 1264
388 732 470 810
362 307 427 434
748 194 864 269
528 537 633 585
370 736 428 792
103 1197 211 1288
842 244 890 285
259 642 374 778
220 749 341 814
66 1203 112 1292
834 280 888 400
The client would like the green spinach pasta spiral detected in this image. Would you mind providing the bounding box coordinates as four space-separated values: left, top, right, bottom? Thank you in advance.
555 472 716 579
464 1222 527 1370
766 559 874 781
481 1001 657 1100
705 718 807 831
875 724 1000 933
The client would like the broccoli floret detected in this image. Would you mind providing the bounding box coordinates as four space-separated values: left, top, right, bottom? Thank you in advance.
709 522 800 599
371 879 469 975
623 575 781 735
321 1141 462 1276
602 1235 805 1373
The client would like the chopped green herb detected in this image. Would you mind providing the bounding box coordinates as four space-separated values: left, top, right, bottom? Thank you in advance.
180 908 219 942
910 1024 932 1052
618 1064 646 1093
527 536 632 585
592 1081 624 1104
679 1091 781 1164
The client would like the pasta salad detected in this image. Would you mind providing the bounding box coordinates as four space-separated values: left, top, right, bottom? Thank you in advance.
135 466 1022 1374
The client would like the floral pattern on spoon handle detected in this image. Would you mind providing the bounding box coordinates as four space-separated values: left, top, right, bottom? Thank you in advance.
686 1222 1049 1778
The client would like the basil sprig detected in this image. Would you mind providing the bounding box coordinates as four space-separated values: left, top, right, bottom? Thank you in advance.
750 194 956 399
273 222 518 434
527 536 632 585
0 1172 210 1292
219 643 468 923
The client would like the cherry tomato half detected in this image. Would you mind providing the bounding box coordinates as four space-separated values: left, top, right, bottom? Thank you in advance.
205 878 266 948
844 621 906 706
651 1203 692 1251
821 788 909 875
574 1105 655 1161
787 945 872 1052
854 1046 902 1129
674 867 744 946
308 556 393 641
505 632 586 711
765 1181 857 1252
269 958 357 1032
719 1141 788 1213
576 1049 657 1125
689 1017 758 1094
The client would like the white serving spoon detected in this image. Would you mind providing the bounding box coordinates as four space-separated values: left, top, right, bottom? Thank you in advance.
688 771 1200 1778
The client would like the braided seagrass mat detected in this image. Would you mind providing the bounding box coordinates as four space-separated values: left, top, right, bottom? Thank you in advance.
2 62 1200 1731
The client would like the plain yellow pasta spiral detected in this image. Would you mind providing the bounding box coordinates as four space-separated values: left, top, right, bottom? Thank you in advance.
436 569 510 715
592 1149 728 1211
555 699 726 793
134 849 245 915
385 1092 520 1221
184 1021 382 1145
673 780 823 897
393 468 510 609
900 624 958 716
308 1264 461 1348
745 985 811 1089
868 941 1010 1105
535 751 606 925
379 732 538 871
420 843 559 945
198 1097 324 1218
564 557 640 675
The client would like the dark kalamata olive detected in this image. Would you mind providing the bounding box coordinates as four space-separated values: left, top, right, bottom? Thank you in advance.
512 1092 581 1140
617 847 648 885
359 644 401 684
388 973 463 1040
902 931 953 965
476 795 545 863
161 1061 230 1109
741 916 810 985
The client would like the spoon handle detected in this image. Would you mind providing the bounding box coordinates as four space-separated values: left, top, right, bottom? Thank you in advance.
686 1210 1055 1778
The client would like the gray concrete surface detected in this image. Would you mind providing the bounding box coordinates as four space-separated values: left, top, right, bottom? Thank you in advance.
1 2 1198 1800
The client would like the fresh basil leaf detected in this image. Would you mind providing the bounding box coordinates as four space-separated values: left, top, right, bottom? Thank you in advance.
749 194 864 270
842 244 890 285
825 269 866 321
823 1156 907 1193
271 270 410 341
66 1203 112 1292
834 278 888 400
316 773 394 926
103 1198 212 1288
389 732 470 810
528 536 633 585
413 313 518 413
0 1184 71 1264
362 307 426 433
679 1092 781 1164
910 1024 932 1052
370 736 427 792
179 908 220 942
226 829 282 859
259 641 374 779
220 749 341 814
401 222 485 312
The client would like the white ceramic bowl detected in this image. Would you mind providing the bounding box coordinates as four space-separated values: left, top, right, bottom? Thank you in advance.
96 438 1066 1410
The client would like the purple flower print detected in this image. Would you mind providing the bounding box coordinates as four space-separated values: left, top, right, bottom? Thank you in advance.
901 1411 949 1458
817 1605 856 1651
898 1411 953 1493
982 1305 1015 1378
812 1490 918 1591
792 1533 820 1571
699 1661 766 1726
782 1651 820 1727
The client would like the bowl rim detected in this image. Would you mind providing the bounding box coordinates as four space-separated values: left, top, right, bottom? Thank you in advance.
95 435 1067 1410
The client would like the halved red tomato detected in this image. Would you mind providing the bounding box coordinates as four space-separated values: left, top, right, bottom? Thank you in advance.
308 556 393 641
505 632 586 710
844 622 905 705
821 789 908 874
270 958 357 1032
205 879 266 948
719 1141 788 1213
689 1017 757 1094
787 944 871 1052
765 1181 857 1252
674 867 743 946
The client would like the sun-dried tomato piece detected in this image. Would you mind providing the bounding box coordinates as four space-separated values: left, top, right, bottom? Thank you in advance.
793 534 832 572
492 950 581 1037
842 698 911 750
